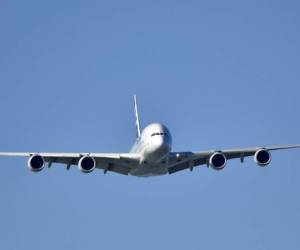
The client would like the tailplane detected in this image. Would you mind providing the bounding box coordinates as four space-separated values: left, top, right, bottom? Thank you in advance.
133 95 141 138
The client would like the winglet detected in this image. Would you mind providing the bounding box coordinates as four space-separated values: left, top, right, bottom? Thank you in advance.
133 95 141 138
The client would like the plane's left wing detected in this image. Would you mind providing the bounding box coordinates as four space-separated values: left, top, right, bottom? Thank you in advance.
0 152 140 175
168 145 300 174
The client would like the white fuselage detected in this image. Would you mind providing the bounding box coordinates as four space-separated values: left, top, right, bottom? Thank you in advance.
130 123 172 177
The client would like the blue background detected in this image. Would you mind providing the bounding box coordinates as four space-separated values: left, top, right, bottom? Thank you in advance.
0 0 300 249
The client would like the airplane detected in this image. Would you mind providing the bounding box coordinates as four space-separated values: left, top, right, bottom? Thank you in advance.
0 95 299 177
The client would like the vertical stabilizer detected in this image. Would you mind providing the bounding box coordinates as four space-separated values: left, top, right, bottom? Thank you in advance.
133 95 141 138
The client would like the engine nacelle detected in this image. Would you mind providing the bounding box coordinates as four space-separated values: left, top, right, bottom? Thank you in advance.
254 149 272 167
209 152 227 170
78 156 96 173
27 154 45 172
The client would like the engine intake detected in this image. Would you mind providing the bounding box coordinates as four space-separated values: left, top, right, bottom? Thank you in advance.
78 156 96 173
254 149 271 167
209 152 227 170
28 154 45 172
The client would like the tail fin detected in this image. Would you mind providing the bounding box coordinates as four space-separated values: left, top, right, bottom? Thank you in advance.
133 95 141 138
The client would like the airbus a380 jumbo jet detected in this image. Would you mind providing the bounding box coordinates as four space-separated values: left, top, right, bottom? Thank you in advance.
0 96 299 177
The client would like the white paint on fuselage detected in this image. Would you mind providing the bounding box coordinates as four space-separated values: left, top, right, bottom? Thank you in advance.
130 123 172 177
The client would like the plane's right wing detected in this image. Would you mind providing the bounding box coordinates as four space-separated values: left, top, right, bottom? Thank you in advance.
168 144 300 174
0 152 140 175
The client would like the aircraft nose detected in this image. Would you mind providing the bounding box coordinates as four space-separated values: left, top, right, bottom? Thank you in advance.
153 136 164 148
152 136 170 154
147 135 171 162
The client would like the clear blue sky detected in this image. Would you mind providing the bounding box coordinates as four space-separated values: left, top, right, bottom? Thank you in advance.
0 0 300 249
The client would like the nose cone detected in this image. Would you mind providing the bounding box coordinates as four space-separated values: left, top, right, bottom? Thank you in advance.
153 136 164 148
142 123 172 162
150 136 170 161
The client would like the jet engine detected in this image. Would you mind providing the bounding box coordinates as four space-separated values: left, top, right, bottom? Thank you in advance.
27 154 45 172
209 152 227 170
254 149 272 167
78 156 96 173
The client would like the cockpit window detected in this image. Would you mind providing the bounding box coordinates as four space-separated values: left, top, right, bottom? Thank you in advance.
151 132 168 137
